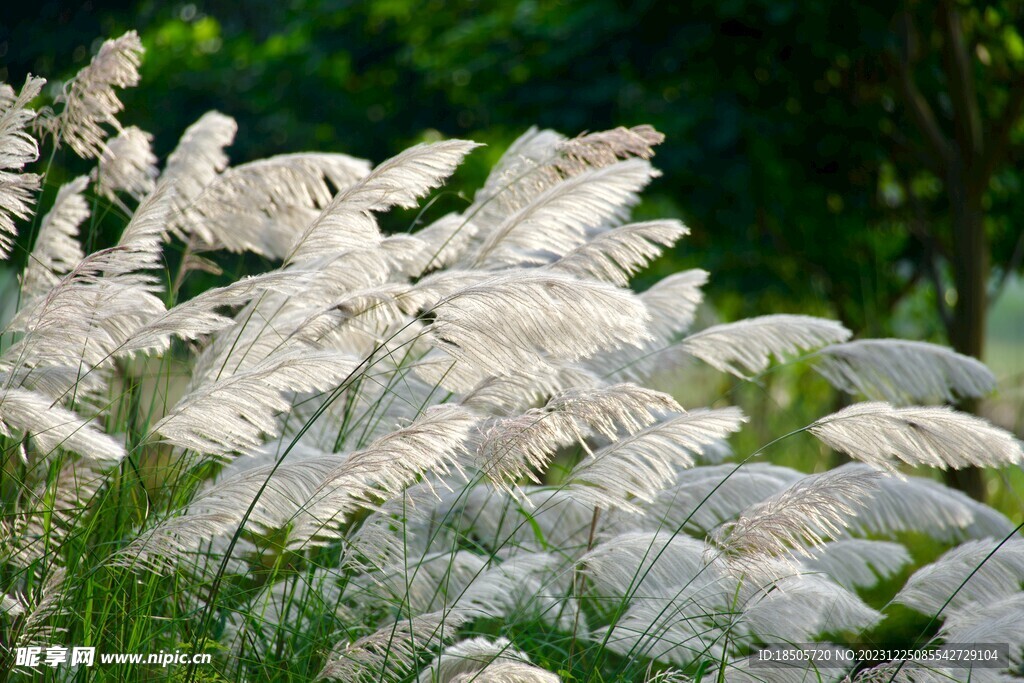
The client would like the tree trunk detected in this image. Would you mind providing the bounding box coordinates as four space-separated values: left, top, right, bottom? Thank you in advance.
943 180 989 500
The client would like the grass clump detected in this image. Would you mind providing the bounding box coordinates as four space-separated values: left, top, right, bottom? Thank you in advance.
1 32 1022 683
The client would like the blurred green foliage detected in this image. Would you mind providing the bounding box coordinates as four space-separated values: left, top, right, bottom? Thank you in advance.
3 0 1023 334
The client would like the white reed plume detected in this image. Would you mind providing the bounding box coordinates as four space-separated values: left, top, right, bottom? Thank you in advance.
551 219 689 286
50 31 144 159
630 463 799 534
835 462 1015 541
153 345 358 456
591 578 737 666
0 386 124 463
5 457 108 569
20 176 88 298
178 152 371 256
559 125 664 170
469 159 656 268
319 609 469 682
815 339 996 405
809 402 1024 472
640 268 709 342
680 314 851 378
0 76 45 259
476 383 679 486
710 467 882 568
95 125 157 200
160 110 237 241
120 269 314 355
409 213 480 273
288 140 481 264
3 187 172 373
938 593 1024 669
12 567 70 648
722 647 853 683
426 271 650 385
419 637 560 683
580 530 714 600
0 593 25 617
565 407 748 511
893 538 1024 616
736 573 883 642
470 125 662 237
798 539 913 590
118 405 474 572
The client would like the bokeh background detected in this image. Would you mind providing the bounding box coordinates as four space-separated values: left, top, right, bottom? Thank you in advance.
2 0 1022 505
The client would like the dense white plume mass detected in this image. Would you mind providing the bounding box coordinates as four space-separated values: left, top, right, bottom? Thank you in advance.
2 44 1022 682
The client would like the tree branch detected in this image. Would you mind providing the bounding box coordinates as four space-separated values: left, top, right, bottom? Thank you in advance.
885 11 954 175
903 172 954 334
975 76 1024 195
939 0 983 167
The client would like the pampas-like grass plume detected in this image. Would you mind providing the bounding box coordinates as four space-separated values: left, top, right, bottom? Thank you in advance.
179 152 371 256
160 110 237 239
0 386 125 463
809 402 1024 472
0 76 44 259
579 530 711 599
3 187 171 375
736 573 884 642
469 125 661 237
419 637 559 683
427 271 650 382
680 314 851 378
20 176 88 297
475 383 679 486
95 125 157 200
6 457 108 569
562 125 663 165
640 268 709 342
710 467 882 569
11 567 70 648
837 462 1016 541
153 346 358 456
119 269 313 355
846 661 961 682
565 407 747 510
0 593 24 617
551 219 688 286
938 594 1024 670
892 538 1024 615
627 464 796 534
445 660 560 683
799 539 913 589
470 159 656 268
118 405 475 571
288 140 480 264
49 31 143 159
814 339 997 405
319 610 468 682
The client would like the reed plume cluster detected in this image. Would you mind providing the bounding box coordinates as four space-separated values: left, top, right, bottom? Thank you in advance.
1 32 1022 682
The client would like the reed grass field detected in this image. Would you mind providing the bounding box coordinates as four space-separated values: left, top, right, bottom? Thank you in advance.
1 31 1023 683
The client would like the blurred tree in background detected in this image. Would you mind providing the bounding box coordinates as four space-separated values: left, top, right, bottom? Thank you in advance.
4 0 1023 497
